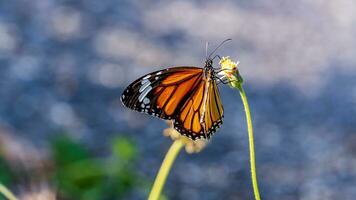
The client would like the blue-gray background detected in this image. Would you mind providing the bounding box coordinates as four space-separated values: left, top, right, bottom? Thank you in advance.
0 0 356 199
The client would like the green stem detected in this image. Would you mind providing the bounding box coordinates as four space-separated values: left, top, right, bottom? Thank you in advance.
148 139 184 200
238 84 261 200
0 183 18 200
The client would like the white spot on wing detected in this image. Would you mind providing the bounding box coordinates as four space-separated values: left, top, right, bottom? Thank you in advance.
156 71 162 75
143 75 151 79
141 78 149 85
138 86 152 102
139 79 151 93
143 97 150 104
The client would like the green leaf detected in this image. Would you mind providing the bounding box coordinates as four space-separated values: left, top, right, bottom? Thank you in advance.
51 135 90 167
0 157 14 185
111 137 137 161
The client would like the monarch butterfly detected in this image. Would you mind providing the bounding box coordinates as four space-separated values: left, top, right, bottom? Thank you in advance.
121 40 231 140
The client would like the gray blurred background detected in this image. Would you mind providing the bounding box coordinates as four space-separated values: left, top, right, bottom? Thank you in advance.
0 0 356 199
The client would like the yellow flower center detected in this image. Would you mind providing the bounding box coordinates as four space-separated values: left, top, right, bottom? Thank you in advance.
219 56 239 78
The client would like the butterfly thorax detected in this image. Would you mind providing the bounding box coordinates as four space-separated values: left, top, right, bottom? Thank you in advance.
203 58 214 78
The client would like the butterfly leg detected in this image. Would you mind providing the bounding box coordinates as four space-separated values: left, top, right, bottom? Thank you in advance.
213 74 233 85
214 68 234 73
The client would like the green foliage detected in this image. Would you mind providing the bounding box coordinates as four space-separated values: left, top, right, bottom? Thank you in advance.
0 157 15 200
0 157 14 186
111 137 137 161
51 135 91 166
0 134 148 199
50 134 147 200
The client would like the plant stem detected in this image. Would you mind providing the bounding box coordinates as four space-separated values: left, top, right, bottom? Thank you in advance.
0 183 18 200
148 139 184 200
238 84 261 200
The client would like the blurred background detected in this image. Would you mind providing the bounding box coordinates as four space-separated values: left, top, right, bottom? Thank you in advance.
0 0 355 199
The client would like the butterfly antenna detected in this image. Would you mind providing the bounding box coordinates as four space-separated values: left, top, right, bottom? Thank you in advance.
208 38 232 59
205 41 209 60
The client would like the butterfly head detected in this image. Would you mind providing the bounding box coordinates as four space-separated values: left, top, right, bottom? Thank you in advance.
204 58 213 69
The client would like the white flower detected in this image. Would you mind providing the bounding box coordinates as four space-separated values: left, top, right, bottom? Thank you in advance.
218 56 239 78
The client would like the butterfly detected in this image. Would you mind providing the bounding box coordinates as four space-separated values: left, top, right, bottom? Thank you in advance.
121 40 231 140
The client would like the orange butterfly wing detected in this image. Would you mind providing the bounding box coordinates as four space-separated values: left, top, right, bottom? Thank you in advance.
121 66 223 140
121 67 203 119
173 73 224 139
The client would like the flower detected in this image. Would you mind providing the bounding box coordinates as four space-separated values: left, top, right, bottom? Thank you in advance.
219 56 239 77
218 56 243 88
163 121 207 154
